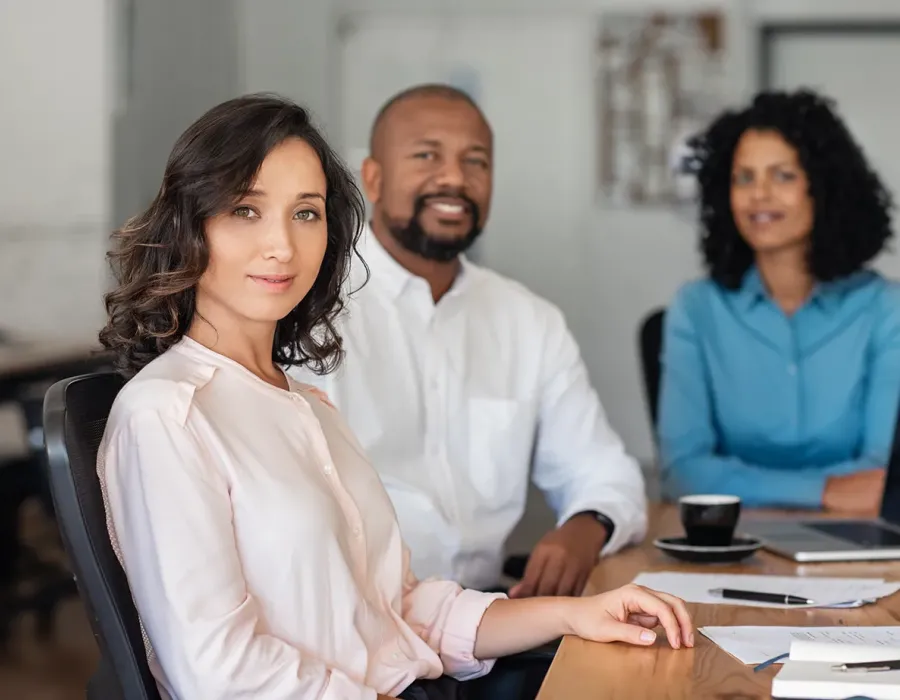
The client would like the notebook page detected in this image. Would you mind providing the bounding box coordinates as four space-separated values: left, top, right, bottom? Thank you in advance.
790 630 900 663
700 626 900 665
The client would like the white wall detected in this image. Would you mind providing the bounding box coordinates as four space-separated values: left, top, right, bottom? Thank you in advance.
755 0 900 20
113 0 241 226
0 0 242 340
771 36 900 277
0 0 111 339
114 0 343 232
237 0 336 133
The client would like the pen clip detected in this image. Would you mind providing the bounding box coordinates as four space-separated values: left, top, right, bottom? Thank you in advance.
832 660 900 673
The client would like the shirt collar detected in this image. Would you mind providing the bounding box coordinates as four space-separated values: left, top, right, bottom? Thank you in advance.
174 335 301 395
360 223 472 301
736 265 866 315
814 270 876 314
735 266 766 312
812 280 842 315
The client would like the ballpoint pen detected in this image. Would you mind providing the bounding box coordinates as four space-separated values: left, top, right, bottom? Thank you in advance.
832 659 900 673
708 588 814 605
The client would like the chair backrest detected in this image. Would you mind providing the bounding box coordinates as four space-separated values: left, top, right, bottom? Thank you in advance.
43 372 162 700
638 309 666 431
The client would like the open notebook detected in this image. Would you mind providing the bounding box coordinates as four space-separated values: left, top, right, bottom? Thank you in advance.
773 638 900 699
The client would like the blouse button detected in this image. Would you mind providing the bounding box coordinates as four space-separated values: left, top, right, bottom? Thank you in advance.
787 363 797 376
323 464 333 475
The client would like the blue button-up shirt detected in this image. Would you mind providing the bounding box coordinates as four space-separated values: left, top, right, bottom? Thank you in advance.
658 267 900 508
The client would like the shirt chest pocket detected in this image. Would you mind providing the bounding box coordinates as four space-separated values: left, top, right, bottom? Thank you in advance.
463 397 537 507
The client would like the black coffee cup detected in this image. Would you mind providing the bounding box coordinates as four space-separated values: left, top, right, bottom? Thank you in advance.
679 494 741 547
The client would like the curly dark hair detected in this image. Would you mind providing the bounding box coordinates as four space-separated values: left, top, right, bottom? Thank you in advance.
688 88 894 289
99 93 366 377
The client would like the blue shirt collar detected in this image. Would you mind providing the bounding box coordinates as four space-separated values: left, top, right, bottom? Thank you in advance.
736 266 871 315
736 267 766 312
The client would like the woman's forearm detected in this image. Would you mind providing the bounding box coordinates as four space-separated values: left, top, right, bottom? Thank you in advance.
474 596 577 659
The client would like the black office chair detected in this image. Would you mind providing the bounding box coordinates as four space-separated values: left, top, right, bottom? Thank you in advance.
638 309 666 431
43 372 161 700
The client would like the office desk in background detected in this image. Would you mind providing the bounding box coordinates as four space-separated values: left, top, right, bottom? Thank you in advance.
0 337 104 375
0 338 108 401
536 503 900 700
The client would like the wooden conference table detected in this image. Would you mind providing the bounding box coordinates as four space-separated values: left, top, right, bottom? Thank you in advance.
536 503 900 700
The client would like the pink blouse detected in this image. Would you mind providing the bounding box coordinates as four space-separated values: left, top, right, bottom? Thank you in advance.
97 337 504 699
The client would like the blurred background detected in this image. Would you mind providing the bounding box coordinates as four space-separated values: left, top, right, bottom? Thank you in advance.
3 0 900 696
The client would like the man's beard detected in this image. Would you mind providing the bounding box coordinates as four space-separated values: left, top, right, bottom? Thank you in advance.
385 194 483 262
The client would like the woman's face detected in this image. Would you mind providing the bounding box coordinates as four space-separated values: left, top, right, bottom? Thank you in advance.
730 129 814 256
197 138 329 330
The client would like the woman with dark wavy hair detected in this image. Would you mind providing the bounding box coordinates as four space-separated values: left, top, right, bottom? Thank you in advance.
97 94 692 700
658 89 900 514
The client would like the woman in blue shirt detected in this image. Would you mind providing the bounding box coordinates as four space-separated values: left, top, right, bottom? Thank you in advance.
658 89 900 514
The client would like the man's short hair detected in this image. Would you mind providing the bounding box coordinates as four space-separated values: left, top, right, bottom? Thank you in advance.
369 83 487 154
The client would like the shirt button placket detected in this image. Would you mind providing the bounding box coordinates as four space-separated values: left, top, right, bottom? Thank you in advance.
429 314 463 526
291 387 371 581
425 323 442 457
787 316 801 437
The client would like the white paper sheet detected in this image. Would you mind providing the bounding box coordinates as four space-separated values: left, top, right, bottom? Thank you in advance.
699 626 900 665
632 572 900 608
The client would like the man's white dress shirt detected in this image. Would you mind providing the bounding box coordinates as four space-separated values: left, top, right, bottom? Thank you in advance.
290 229 647 589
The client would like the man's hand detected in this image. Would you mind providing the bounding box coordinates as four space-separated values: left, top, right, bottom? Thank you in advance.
822 468 886 516
508 513 607 598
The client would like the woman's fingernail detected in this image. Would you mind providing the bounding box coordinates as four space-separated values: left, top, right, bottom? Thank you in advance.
688 633 695 647
640 630 656 643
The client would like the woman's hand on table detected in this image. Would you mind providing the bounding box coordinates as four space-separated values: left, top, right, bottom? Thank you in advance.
565 584 695 649
474 583 693 659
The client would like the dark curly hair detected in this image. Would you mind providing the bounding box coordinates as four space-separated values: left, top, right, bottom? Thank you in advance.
99 93 366 377
688 88 894 289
